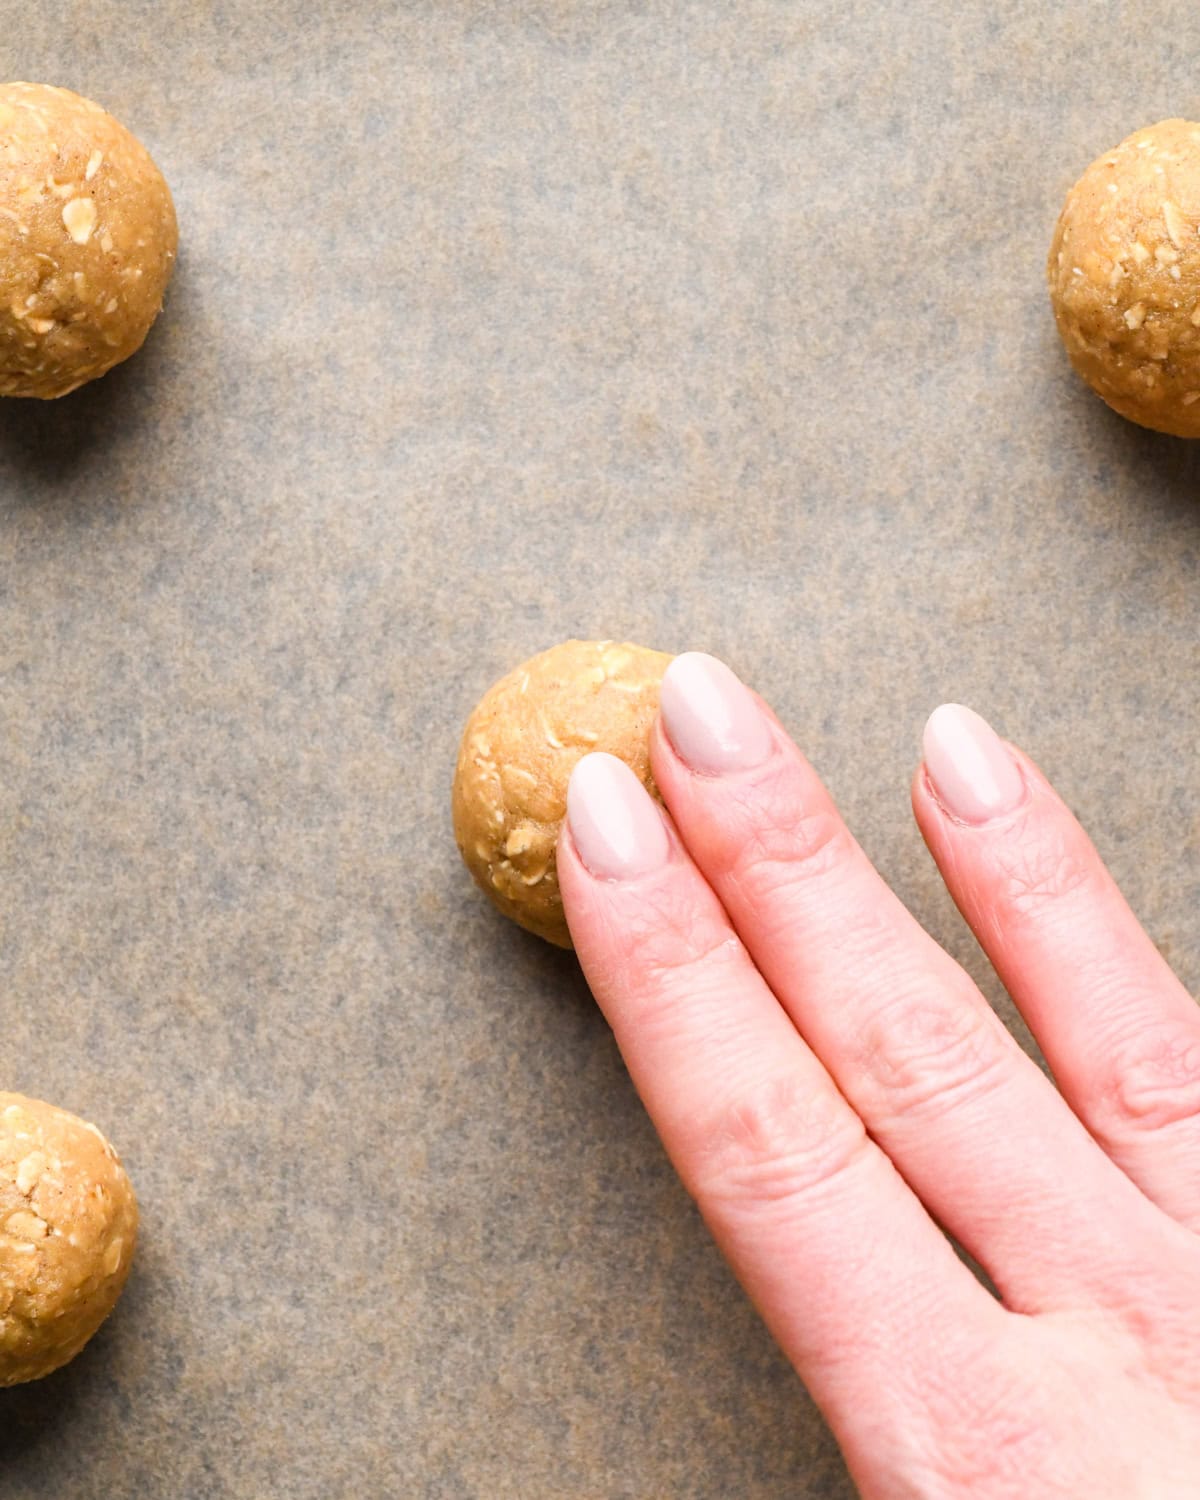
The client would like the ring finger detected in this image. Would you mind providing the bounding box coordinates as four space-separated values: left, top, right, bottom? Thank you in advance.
914 703 1200 1232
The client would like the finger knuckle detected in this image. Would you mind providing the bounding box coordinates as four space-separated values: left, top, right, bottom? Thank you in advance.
618 882 727 976
602 888 750 1046
716 785 850 899
633 901 737 982
686 1073 870 1221
932 1406 1059 1494
994 826 1097 926
853 984 1010 1124
1092 1259 1200 1380
917 1342 1067 1493
1093 1021 1200 1140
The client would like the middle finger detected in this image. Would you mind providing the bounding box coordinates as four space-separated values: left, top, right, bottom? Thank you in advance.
653 654 1174 1311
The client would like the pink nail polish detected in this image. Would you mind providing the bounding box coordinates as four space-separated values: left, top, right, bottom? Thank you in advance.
922 704 1025 825
659 653 772 774
566 753 670 880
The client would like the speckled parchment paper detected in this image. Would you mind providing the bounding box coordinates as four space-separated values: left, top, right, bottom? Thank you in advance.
1 4 1198 1497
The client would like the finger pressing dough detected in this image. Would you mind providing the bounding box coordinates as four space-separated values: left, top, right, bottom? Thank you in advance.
1048 119 1200 437
453 639 673 948
0 1092 138 1386
0 82 177 399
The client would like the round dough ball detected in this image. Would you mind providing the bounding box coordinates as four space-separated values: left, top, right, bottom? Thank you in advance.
1048 119 1200 437
0 82 177 399
453 639 673 948
0 1092 138 1386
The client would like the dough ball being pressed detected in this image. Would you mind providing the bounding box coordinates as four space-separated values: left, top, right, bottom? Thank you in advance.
0 82 177 399
1049 119 1200 437
0 1093 138 1386
453 639 673 948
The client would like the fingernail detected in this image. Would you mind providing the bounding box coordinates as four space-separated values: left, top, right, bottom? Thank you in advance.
566 752 670 880
922 704 1024 825
659 652 772 774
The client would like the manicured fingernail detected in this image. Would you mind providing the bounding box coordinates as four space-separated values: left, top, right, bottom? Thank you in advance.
566 752 670 880
659 652 772 774
923 704 1024 824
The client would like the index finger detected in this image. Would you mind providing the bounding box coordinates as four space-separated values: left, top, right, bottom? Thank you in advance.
558 752 1005 1464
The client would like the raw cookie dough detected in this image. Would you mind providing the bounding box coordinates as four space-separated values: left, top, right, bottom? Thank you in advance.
0 1092 138 1386
1048 119 1200 437
0 82 177 399
453 639 673 948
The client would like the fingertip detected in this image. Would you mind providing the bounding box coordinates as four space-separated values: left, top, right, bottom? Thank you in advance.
922 701 972 758
920 703 1026 827
659 651 773 776
565 751 670 882
663 648 725 680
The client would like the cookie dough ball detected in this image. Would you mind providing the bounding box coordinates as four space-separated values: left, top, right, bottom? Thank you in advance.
0 82 177 399
1048 119 1200 437
0 1093 138 1385
453 639 673 948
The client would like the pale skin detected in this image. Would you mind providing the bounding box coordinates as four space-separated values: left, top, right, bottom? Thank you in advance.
557 652 1200 1500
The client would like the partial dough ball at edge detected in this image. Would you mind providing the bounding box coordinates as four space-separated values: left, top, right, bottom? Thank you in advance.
0 1092 138 1386
1048 118 1200 438
0 81 177 399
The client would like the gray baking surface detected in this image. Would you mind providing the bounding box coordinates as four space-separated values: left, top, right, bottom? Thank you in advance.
1 3 1198 1496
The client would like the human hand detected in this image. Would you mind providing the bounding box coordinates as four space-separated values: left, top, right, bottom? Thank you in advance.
557 653 1200 1499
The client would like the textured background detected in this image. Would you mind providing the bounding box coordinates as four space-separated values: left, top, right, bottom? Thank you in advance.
1 3 1199 1496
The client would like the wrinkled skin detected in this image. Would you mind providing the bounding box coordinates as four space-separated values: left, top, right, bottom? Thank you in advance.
560 653 1200 1499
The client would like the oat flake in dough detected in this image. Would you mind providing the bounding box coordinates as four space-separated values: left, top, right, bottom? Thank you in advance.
1049 119 1200 437
452 639 673 948
0 82 177 399
0 1092 138 1386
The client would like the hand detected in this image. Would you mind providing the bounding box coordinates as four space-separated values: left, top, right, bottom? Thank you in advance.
557 653 1200 1500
